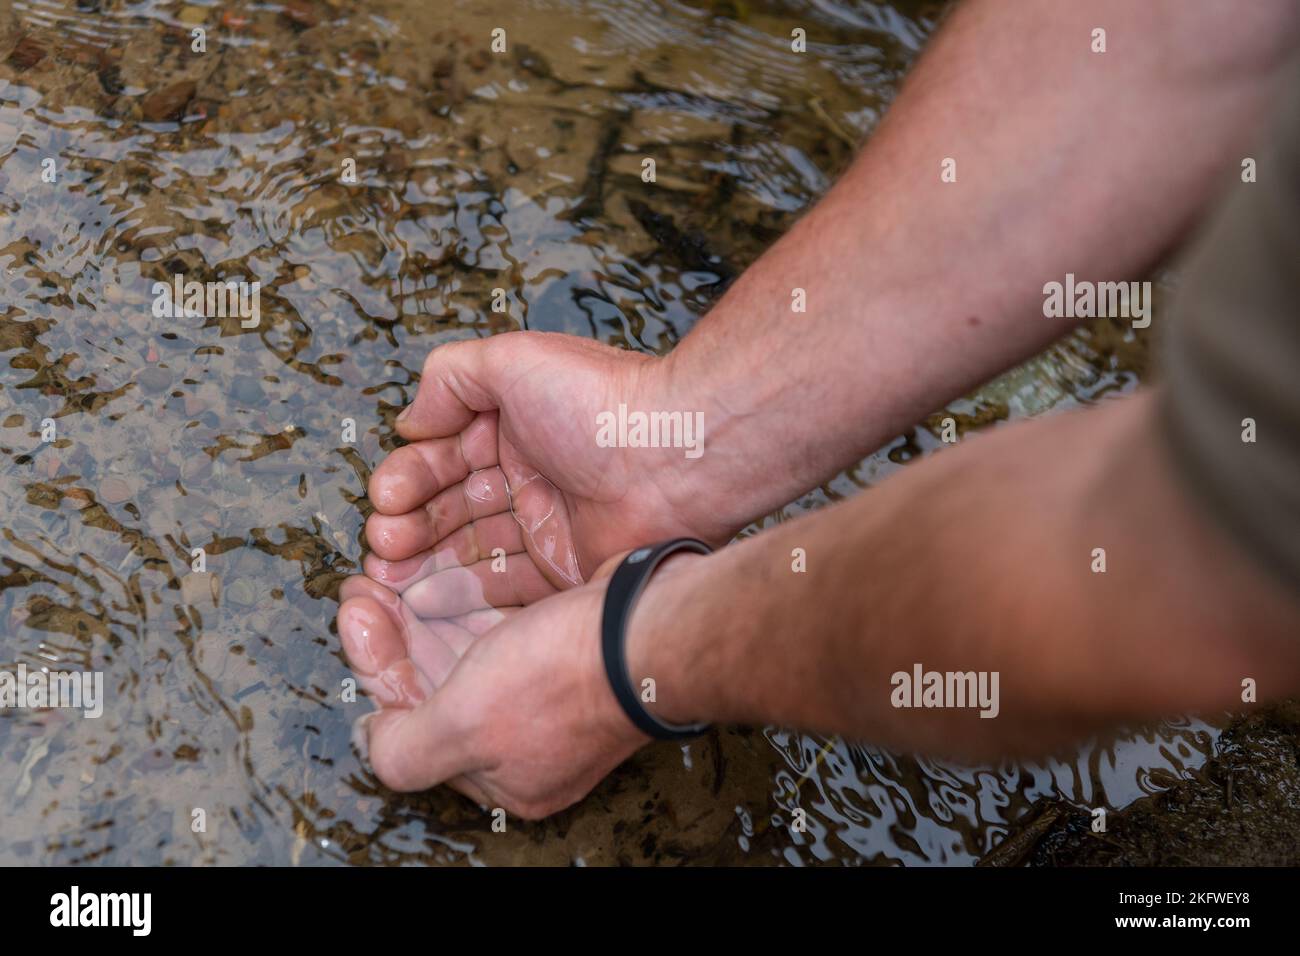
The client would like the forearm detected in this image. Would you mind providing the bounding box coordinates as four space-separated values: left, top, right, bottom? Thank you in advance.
629 392 1300 758
653 0 1299 537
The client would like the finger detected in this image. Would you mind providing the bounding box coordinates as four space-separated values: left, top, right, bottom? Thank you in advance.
341 575 500 680
366 467 511 561
368 413 499 516
339 576 465 690
497 431 584 588
337 595 434 709
364 511 527 590
396 338 508 441
340 572 396 605
401 554 556 618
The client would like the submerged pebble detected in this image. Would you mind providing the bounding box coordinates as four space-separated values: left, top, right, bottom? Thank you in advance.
138 367 172 393
6 36 46 71
141 80 196 122
180 571 220 606
98 477 132 504
232 375 264 405
226 579 257 608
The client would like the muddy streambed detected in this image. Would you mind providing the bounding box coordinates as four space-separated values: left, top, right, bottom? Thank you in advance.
0 0 1236 865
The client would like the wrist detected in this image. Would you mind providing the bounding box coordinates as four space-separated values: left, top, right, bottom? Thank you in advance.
634 348 751 544
621 550 714 729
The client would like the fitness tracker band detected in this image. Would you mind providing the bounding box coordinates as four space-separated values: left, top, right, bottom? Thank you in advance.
601 537 712 741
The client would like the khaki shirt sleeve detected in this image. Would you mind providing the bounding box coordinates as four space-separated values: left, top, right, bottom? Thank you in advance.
1160 57 1300 595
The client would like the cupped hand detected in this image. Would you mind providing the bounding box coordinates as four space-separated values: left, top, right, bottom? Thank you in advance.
336 558 653 819
362 331 721 613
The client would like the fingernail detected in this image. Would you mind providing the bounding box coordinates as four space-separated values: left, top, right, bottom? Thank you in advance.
395 405 411 423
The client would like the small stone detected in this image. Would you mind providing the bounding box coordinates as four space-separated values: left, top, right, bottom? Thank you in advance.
226 579 257 608
232 375 264 405
141 80 196 122
179 5 206 24
182 454 213 483
337 359 363 386
7 36 46 71
99 477 132 503
181 571 219 606
133 748 174 773
138 366 172 393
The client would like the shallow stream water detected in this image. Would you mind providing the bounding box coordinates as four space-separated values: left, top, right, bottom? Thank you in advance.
0 0 1219 865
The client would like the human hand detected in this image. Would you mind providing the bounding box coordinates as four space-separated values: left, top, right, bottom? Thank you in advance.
336 549 706 818
362 331 725 613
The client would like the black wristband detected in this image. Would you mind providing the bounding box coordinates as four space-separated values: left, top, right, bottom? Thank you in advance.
601 538 712 741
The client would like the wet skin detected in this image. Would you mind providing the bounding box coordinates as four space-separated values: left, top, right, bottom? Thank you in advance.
335 332 710 813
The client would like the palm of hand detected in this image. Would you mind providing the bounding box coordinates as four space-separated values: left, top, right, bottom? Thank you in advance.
363 333 695 612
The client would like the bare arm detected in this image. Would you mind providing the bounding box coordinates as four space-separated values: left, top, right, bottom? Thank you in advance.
378 0 1299 588
655 0 1300 537
629 392 1300 758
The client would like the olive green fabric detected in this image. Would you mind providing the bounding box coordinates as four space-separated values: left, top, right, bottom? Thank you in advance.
1161 57 1300 594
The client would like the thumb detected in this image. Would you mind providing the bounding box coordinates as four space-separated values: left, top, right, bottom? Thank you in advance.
396 335 517 440
364 693 475 793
